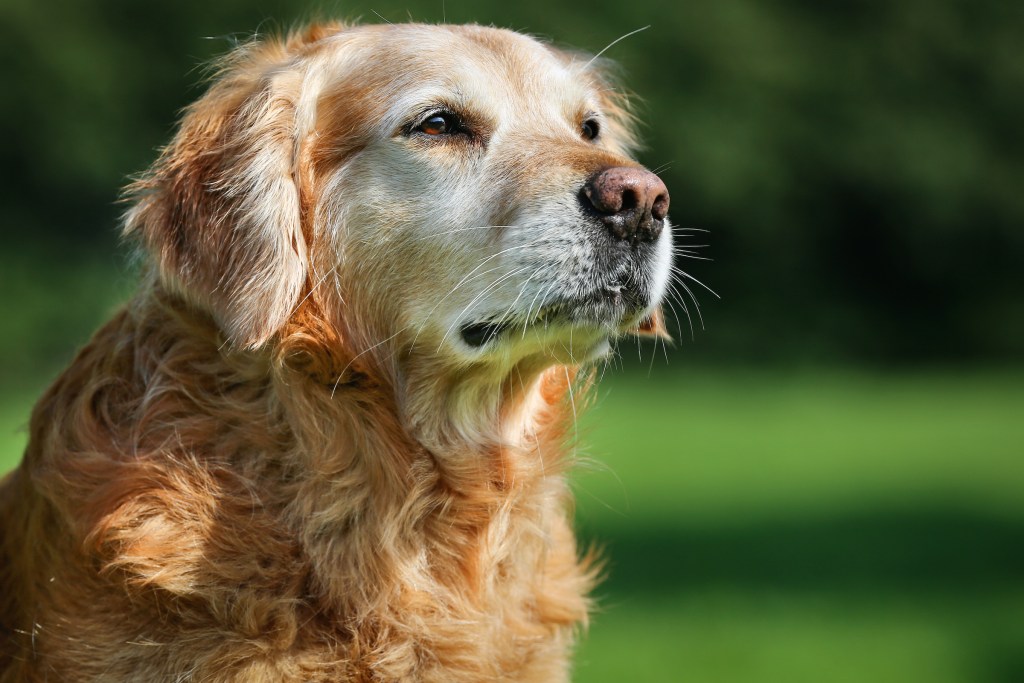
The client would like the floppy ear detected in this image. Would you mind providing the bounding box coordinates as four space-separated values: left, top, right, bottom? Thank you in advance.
124 42 307 349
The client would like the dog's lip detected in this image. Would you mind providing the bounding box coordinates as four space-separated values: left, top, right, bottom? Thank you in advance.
459 304 562 348
459 286 642 349
460 320 511 348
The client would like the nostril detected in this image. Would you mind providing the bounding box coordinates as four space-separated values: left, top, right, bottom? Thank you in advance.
620 188 639 213
651 192 669 221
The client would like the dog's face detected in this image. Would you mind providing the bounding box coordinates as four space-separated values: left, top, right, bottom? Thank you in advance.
127 24 671 374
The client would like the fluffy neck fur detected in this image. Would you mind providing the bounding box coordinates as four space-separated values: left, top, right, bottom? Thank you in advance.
3 280 593 682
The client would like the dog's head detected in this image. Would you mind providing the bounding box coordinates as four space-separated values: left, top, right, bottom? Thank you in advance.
125 23 672 377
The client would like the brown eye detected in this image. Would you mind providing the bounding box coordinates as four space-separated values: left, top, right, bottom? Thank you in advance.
582 118 600 140
418 112 458 136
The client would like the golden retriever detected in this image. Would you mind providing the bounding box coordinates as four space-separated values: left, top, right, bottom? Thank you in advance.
0 22 671 682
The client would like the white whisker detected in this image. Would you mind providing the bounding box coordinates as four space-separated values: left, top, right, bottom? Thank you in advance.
408 224 513 241
523 279 562 338
409 262 508 350
437 265 535 351
408 234 547 349
669 266 720 299
493 267 544 328
564 366 579 461
292 262 342 313
330 325 410 398
583 26 651 70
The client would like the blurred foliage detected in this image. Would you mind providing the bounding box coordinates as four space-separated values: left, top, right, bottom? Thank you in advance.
1 0 1022 374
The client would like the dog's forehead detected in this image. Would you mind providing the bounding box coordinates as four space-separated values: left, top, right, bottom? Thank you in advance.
320 24 595 120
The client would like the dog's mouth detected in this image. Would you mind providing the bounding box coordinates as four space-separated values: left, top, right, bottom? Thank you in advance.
459 305 563 348
460 321 510 348
459 286 651 349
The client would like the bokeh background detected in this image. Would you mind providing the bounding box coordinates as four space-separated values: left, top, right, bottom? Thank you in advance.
2 1 1022 681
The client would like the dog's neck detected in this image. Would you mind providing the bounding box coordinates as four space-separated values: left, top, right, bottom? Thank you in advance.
275 293 578 469
275 323 578 499
11 278 591 676
260 296 586 613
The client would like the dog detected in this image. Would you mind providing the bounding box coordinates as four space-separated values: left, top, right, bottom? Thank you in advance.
0 22 671 682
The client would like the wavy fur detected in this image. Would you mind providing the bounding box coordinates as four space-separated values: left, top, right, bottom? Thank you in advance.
1 22 668 682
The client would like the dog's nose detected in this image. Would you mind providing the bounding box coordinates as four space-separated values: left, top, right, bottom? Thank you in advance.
581 167 670 244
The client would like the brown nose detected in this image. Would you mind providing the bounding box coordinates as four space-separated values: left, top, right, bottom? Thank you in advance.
581 166 670 244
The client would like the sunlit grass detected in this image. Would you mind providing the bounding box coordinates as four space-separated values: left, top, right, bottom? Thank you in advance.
568 368 1024 683
575 369 1024 525
576 590 1024 683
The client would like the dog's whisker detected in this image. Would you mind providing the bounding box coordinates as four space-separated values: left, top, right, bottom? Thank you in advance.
669 265 720 299
407 236 545 349
492 267 543 330
521 284 549 339
516 270 557 337
522 279 562 339
661 291 687 341
330 325 411 398
563 366 579 462
432 234 548 311
669 281 698 335
442 264 536 329
408 262 510 351
677 280 706 330
664 281 695 340
407 224 515 241
650 161 674 175
293 262 342 313
437 265 536 351
666 274 710 335
411 234 548 349
583 25 650 70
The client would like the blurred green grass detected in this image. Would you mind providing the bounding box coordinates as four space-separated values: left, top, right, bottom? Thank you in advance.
3 365 1022 682
567 370 1024 683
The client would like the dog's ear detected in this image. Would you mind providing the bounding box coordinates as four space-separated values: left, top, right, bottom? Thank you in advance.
124 42 308 349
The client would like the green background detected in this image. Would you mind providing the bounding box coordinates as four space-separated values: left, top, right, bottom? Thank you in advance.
1 1 1022 681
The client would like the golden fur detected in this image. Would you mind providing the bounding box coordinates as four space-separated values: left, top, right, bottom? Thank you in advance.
1 22 670 682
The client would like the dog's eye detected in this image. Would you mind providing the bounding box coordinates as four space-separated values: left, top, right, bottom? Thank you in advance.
417 112 460 136
581 119 600 141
